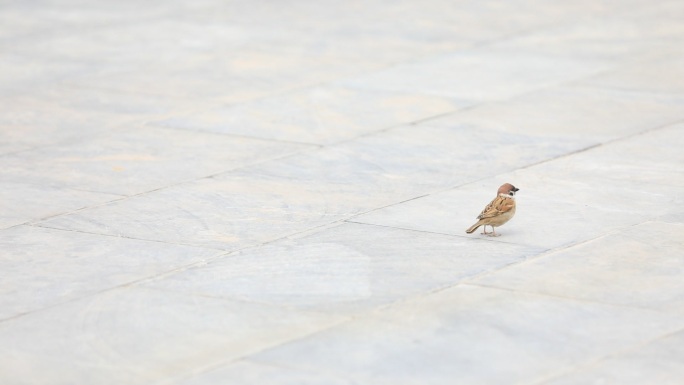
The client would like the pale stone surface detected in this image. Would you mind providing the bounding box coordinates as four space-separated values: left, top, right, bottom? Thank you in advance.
250 285 682 385
421 86 684 142
144 223 543 314
351 177 652 250
1 125 312 195
338 48 612 101
170 360 356 385
151 86 469 145
64 49 385 103
2 0 684 384
37 124 591 249
0 226 222 321
542 331 684 385
0 182 121 229
474 221 684 312
0 287 342 385
36 173 356 251
580 55 684 96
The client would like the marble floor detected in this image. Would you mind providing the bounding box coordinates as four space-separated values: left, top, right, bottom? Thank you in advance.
1 1 683 384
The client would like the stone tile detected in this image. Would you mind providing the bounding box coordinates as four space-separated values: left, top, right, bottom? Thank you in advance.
489 9 684 61
0 0 201 34
542 330 684 385
169 360 356 385
0 125 311 195
524 122 684 186
580 55 684 96
7 19 255 65
0 287 342 385
0 53 92 96
337 48 612 101
144 223 543 314
660 211 684 225
0 226 221 321
0 87 205 154
21 85 205 123
60 11 471 65
35 173 352 251
186 0 647 63
66 49 383 103
151 86 468 145
0 182 121 229
250 285 682 385
421 86 684 142
251 21 474 64
474 221 684 312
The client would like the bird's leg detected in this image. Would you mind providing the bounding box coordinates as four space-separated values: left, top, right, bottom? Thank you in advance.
481 225 489 235
489 227 500 237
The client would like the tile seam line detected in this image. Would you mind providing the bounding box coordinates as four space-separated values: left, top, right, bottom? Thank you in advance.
344 219 536 247
145 123 324 147
153 316 355 385
28 223 232 251
464 282 658 312
389 57 684 131
0 245 252 324
357 278 674 340
334 63 612 133
529 325 684 385
317 8 624 87
457 220 654 283
339 143 600 223
13 219 355 320
346 115 684 222
541 116 684 164
332 37 649 128
25 146 319 226
139 285 331 315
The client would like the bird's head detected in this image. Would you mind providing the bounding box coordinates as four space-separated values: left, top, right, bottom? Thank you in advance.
498 183 519 197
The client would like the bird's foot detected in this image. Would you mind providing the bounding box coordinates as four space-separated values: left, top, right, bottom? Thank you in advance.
487 233 501 237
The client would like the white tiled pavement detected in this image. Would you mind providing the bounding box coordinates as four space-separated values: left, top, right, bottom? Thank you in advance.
1 1 683 384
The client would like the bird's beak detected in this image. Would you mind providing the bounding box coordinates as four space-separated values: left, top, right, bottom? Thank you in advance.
513 187 519 192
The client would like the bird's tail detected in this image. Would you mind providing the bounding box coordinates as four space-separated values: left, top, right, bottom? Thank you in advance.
466 221 482 234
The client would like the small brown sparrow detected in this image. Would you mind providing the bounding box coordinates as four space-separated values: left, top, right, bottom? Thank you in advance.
466 183 519 236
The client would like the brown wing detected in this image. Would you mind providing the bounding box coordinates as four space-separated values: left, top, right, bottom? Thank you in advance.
477 196 514 219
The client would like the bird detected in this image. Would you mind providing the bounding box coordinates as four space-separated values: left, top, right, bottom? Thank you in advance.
465 183 519 236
